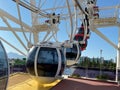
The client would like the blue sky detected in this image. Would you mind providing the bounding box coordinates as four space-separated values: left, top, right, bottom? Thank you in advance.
0 0 119 60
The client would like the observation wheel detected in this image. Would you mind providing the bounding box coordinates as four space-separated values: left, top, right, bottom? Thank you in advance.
0 0 88 64
0 0 99 84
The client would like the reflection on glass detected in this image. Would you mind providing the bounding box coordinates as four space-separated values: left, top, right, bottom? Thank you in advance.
37 47 58 77
66 44 78 60
0 41 9 90
27 46 66 78
26 47 38 75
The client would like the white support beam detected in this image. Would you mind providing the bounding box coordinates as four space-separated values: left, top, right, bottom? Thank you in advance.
99 5 120 10
46 30 57 42
0 37 26 56
42 31 50 42
0 27 29 32
116 48 120 82
116 27 120 82
94 24 119 28
66 0 74 41
0 8 31 30
13 0 49 18
73 4 78 38
33 32 39 44
92 28 118 50
1 16 28 51
16 2 29 43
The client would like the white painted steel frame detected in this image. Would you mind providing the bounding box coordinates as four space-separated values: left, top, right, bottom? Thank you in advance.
0 0 120 83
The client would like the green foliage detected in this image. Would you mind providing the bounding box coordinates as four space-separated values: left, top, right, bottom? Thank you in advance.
14 59 26 65
77 57 116 70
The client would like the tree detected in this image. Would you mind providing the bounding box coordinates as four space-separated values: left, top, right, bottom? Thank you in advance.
77 56 116 70
14 59 26 65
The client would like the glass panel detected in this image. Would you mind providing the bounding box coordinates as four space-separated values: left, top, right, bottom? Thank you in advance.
78 28 84 34
66 44 78 60
0 41 8 90
26 47 38 76
37 47 58 77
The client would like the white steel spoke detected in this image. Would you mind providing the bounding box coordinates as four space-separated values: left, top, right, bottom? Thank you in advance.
1 16 28 51
0 37 26 56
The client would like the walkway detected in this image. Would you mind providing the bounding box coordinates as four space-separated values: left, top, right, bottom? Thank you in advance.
7 73 60 90
51 78 120 90
7 72 120 90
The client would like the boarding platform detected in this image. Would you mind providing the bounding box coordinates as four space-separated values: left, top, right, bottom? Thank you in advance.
7 72 120 90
